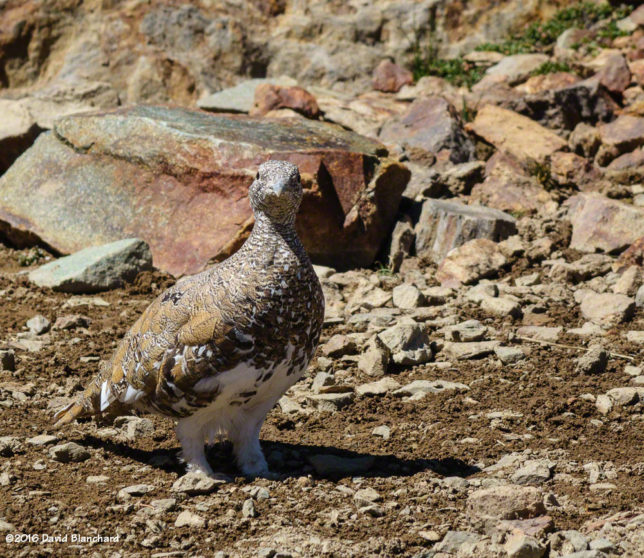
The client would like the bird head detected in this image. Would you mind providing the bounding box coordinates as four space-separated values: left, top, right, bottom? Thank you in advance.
249 160 303 225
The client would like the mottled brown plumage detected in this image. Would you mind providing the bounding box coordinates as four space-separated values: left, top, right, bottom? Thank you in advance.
53 160 324 477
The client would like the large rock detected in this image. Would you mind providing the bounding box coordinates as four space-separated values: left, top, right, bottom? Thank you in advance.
470 151 556 214
0 99 42 174
29 239 153 293
466 105 567 164
0 106 409 275
379 96 474 163
415 199 517 263
597 115 644 165
467 485 546 520
566 193 644 254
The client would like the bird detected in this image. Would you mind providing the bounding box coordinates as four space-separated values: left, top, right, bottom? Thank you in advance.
53 160 325 479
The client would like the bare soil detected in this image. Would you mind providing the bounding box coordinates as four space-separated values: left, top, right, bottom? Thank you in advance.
0 244 643 557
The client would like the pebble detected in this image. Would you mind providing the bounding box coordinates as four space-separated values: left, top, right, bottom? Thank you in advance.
392 284 425 309
517 326 562 341
172 472 225 495
307 392 354 412
48 442 90 463
467 485 545 520
511 460 553 486
353 487 382 506
117 484 153 501
242 498 257 518
26 314 51 335
174 510 206 528
444 319 488 342
480 296 522 318
495 345 525 364
372 425 391 440
393 379 469 397
26 434 58 446
443 340 499 360
505 533 545 558
86 475 110 484
0 436 22 457
575 344 608 375
355 377 400 396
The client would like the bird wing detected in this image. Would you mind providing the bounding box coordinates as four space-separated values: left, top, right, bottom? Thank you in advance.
104 272 258 415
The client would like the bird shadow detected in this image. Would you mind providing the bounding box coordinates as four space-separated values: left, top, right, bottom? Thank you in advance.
78 435 480 481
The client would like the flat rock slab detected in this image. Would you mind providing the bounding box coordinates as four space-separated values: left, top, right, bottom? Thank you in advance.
415 198 517 264
197 76 297 113
0 105 409 276
565 193 644 254
466 105 567 164
29 238 152 293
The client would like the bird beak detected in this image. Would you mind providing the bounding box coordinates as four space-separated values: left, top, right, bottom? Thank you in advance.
272 179 288 196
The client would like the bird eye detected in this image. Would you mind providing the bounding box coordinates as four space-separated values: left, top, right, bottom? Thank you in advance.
255 172 260 179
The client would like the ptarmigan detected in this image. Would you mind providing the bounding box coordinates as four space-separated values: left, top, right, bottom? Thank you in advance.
53 160 324 478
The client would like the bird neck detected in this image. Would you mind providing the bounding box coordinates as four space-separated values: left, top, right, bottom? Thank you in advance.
246 212 306 260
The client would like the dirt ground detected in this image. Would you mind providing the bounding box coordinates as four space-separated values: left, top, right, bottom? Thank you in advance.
0 243 643 558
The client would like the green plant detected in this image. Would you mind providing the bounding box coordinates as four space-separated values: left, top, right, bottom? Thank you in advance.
375 261 395 277
17 247 46 267
530 61 572 76
474 2 632 55
527 161 557 191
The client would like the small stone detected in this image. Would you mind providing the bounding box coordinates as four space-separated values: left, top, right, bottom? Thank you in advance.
443 341 499 360
580 292 636 326
172 472 224 495
0 519 16 532
636 284 644 307
29 238 153 293
26 434 58 446
149 499 177 514
242 498 257 518
394 379 469 397
517 326 562 342
26 314 50 335
114 416 155 440
372 425 391 440
505 533 546 558
307 392 354 412
467 485 546 520
312 372 335 394
53 314 91 330
589 538 616 552
466 283 499 303
174 510 206 528
378 321 432 365
357 337 390 377
86 475 110 484
495 346 525 364
575 345 608 375
480 295 521 318
359 504 385 517
117 484 153 501
436 238 507 288
48 442 90 463
626 331 644 344
511 460 553 486
355 377 401 396
372 59 413 93
595 394 613 415
392 284 425 309
321 334 357 358
444 319 488 342
353 487 382 506
0 472 16 486
606 387 640 406
435 531 482 554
